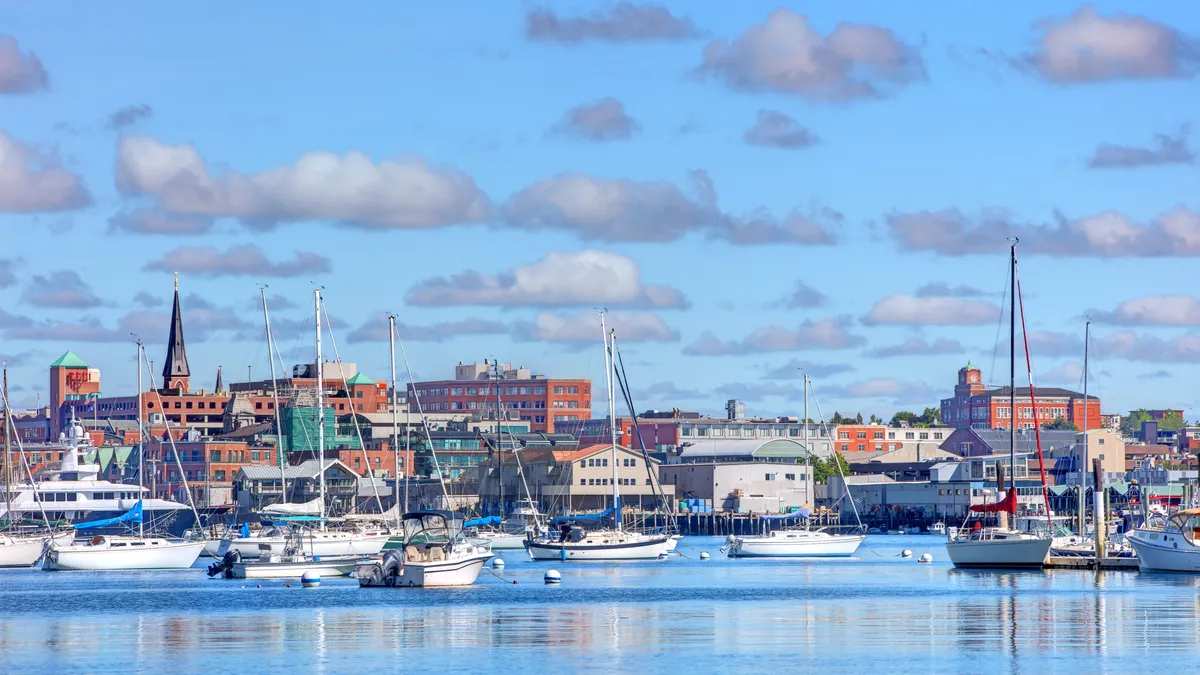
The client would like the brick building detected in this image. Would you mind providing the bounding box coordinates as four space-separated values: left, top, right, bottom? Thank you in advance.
940 363 1100 431
408 360 590 433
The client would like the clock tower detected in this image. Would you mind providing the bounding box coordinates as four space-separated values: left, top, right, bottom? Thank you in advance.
955 362 985 399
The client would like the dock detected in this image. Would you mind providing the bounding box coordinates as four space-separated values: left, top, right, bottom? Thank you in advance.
1044 556 1139 570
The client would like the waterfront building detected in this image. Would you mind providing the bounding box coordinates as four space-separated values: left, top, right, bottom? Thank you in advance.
659 461 814 514
940 428 1079 458
940 363 1100 431
560 412 836 458
234 458 362 513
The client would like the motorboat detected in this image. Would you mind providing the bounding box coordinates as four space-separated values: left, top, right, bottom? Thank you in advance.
209 548 362 579
1128 508 1200 572
0 531 74 568
929 522 946 536
723 528 863 558
945 526 1051 568
357 510 492 587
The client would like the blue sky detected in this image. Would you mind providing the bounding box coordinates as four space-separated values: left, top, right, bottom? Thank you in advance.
1 2 1198 420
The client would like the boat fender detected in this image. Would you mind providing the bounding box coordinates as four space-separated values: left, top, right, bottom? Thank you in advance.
699 552 710 560
918 553 933 563
900 549 912 558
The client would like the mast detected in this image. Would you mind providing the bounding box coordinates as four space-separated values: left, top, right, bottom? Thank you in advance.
1009 240 1017 519
1083 320 1090 486
314 289 326 528
3 365 10 527
495 359 504 519
261 288 287 504
803 371 810 518
388 315 401 526
600 312 620 528
136 338 144 539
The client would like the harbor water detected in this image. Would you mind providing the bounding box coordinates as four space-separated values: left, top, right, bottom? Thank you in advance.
2 535 1198 674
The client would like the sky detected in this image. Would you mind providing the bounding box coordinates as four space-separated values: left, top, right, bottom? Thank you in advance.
1 2 1198 421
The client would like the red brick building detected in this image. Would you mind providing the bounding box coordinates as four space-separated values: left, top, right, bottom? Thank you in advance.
833 424 888 453
941 363 1100 431
409 361 590 433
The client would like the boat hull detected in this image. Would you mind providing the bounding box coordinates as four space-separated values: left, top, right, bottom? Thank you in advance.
226 532 390 559
357 551 493 587
230 556 359 579
469 533 527 550
727 534 863 558
526 534 673 561
0 532 74 568
945 537 1051 568
1128 530 1200 572
43 539 204 571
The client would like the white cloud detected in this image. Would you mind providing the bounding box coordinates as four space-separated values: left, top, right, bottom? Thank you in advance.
525 3 701 43
743 110 818 149
514 311 678 343
828 378 934 404
0 129 91 212
115 136 492 230
0 35 48 93
20 271 105 309
405 250 686 309
552 98 638 141
863 294 1000 325
144 244 331 278
1024 7 1198 83
1090 295 1200 325
684 316 865 355
347 316 508 343
1088 128 1194 168
865 338 965 358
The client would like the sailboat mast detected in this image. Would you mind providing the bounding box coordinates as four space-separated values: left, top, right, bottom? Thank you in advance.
494 360 504 518
261 288 287 503
600 313 619 527
1009 241 1017 502
1083 320 1090 486
136 338 145 538
314 289 326 529
389 315 400 526
803 372 810 501
3 365 11 526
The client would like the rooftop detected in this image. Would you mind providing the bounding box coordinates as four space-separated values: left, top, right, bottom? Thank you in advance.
50 351 88 368
346 372 375 386
977 386 1096 400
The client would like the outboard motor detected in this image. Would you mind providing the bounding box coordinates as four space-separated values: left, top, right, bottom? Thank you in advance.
206 549 241 578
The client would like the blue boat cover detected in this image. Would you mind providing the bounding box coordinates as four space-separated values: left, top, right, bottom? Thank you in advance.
551 506 614 525
240 522 251 538
74 500 143 530
464 515 502 528
760 507 810 521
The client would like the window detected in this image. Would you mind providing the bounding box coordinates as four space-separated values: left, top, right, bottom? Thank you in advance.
252 452 259 461
838 431 849 440
519 386 531 395
580 478 586 485
602 458 608 467
764 473 775 481
919 432 929 440
588 458 594 467
507 387 518 395
873 432 883 439
553 386 565 395
210 450 220 461
905 432 914 439
934 432 943 440
785 473 796 480
857 444 865 451
856 431 866 439
887 432 895 439
186 402 193 409
535 387 545 395
568 386 579 394
148 402 155 409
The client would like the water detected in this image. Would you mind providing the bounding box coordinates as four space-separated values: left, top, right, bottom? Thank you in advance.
2 536 1198 674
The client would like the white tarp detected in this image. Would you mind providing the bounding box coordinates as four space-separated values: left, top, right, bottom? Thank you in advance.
340 505 401 522
261 498 323 516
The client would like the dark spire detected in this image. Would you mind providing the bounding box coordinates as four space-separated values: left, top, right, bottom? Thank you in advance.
161 274 190 392
215 365 223 393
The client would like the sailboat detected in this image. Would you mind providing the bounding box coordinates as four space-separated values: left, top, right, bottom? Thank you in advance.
724 374 864 558
525 313 673 561
43 339 205 571
945 241 1053 569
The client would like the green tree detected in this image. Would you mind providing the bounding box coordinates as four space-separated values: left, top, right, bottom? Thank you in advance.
1042 417 1079 431
855 412 864 424
830 411 845 424
1121 409 1152 437
918 407 941 426
811 452 851 484
890 411 919 427
869 414 882 424
1158 410 1186 432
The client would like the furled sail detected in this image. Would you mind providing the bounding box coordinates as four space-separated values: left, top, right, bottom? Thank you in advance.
969 490 1016 514
74 500 143 530
261 497 323 516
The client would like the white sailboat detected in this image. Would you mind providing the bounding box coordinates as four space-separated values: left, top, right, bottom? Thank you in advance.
946 242 1051 569
44 337 205 571
725 374 864 558
525 313 672 561
357 510 493 587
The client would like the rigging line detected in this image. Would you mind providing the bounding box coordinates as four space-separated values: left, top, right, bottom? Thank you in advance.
1015 264 1053 534
319 301 384 517
806 379 865 532
395 325 450 504
988 264 1011 388
138 343 205 536
260 288 289 508
0 386 53 533
612 337 677 534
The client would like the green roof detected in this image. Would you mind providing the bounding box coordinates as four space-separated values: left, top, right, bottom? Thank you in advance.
50 351 88 368
346 372 375 385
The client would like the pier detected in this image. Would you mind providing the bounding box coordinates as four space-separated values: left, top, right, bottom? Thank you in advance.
1043 556 1139 571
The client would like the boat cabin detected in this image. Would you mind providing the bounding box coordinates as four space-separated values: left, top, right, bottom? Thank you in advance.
402 511 465 563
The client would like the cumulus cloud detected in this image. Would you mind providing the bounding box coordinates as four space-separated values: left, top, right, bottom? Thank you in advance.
513 311 678 344
887 206 1200 257
635 381 707 400
249 293 298 312
777 281 826 309
1038 362 1085 386
144 244 331 278
0 258 16 288
863 294 1000 325
106 104 153 130
714 381 803 402
698 8 924 101
762 358 854 379
1138 369 1171 380
1099 332 1200 362
5 296 249 344
347 315 508 343
865 337 966 358
115 136 491 230
133 291 163 308
1089 295 1200 325
502 170 840 245
1020 6 1199 83
405 250 686 309
108 208 215 235
0 36 48 93
552 98 638 141
684 316 865 355
827 377 933 404
1087 128 1194 169
0 129 92 212
914 282 989 298
20 271 105 309
743 110 819 149
525 3 701 43
1002 330 1083 358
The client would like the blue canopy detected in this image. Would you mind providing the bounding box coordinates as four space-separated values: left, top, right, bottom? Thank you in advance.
240 522 250 538
74 500 143 530
464 516 501 528
273 516 325 522
552 507 614 525
760 507 810 521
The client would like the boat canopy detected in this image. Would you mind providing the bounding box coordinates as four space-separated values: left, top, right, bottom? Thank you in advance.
464 515 502 528
74 500 143 530
761 507 810 521
261 498 323 516
551 507 613 525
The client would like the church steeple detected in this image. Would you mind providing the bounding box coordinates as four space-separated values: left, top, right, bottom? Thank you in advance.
215 365 223 393
161 273 190 393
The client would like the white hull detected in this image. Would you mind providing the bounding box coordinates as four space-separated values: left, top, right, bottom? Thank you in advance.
202 538 227 558
226 531 390 559
945 536 1051 568
231 556 359 579
469 532 527 550
727 532 863 558
1128 529 1200 572
44 538 204 571
357 551 493 587
0 532 74 568
526 532 673 561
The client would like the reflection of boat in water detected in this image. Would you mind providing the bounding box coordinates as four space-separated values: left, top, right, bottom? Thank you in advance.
1128 509 1200 572
357 511 492 587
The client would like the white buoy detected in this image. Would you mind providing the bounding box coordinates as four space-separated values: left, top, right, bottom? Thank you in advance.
900 549 913 558
700 552 710 560
493 558 505 570
918 553 933 564
544 569 561 584
301 570 320 588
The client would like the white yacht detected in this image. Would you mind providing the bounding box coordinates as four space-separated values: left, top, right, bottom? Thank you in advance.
44 532 203 571
945 526 1052 568
724 528 863 558
357 511 493 587
1127 509 1200 572
0 531 75 568
218 522 390 559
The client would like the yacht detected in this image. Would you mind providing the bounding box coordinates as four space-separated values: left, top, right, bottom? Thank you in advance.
724 528 862 557
0 531 75 568
44 533 203 571
945 526 1052 568
357 510 493 587
218 522 390 558
1127 509 1200 572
